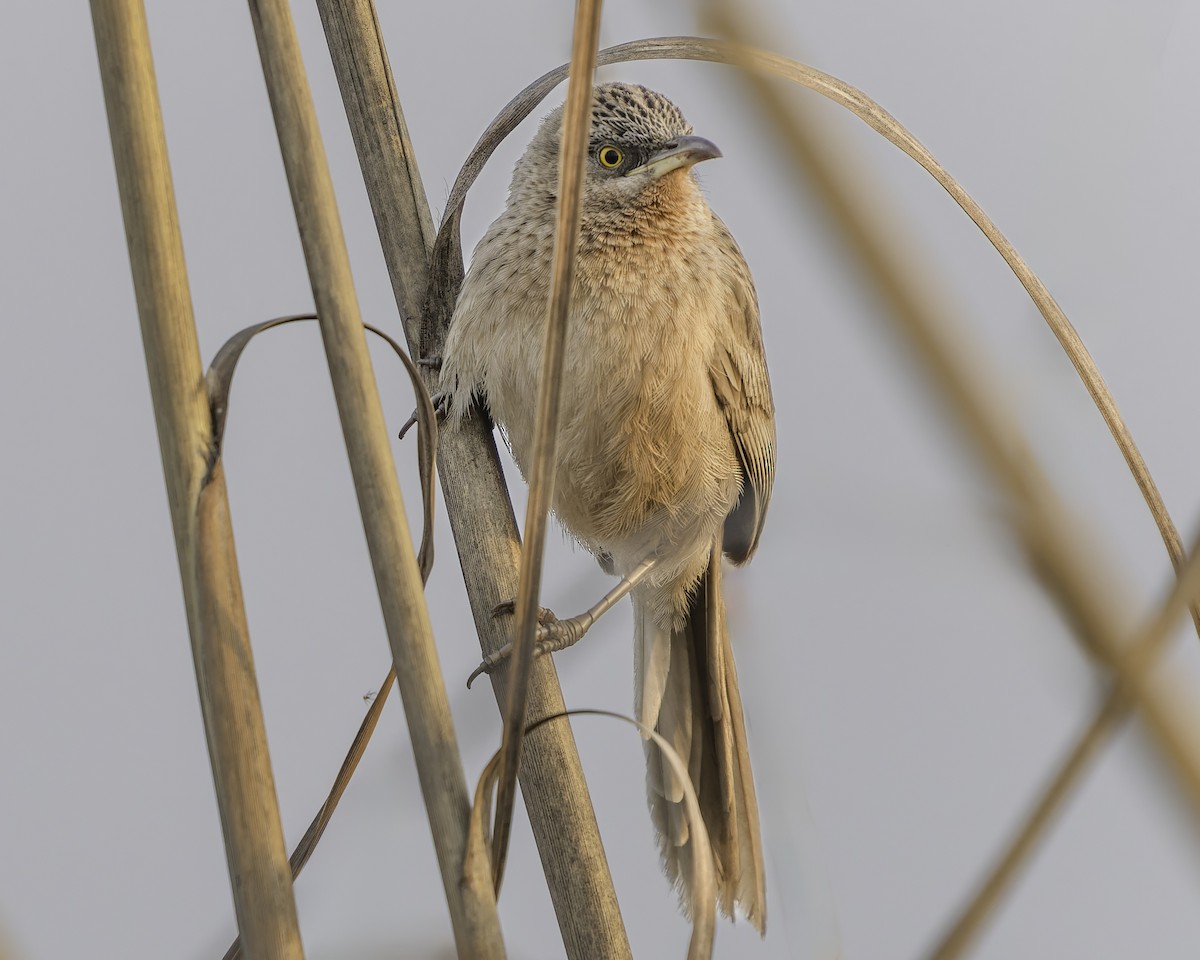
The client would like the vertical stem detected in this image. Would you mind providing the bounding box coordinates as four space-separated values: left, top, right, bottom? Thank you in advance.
90 2 304 958
493 0 605 891
313 1 631 955
244 1 503 956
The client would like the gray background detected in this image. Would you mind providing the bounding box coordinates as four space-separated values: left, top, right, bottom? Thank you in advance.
3 1 1199 957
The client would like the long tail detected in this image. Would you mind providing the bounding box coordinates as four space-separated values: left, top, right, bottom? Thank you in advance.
634 545 767 933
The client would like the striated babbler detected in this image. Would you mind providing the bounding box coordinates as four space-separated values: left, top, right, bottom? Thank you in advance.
441 82 775 932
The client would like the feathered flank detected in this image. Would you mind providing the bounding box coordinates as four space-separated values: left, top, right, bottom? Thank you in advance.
708 217 776 565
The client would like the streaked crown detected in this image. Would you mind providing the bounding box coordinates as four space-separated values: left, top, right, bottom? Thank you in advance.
590 82 692 148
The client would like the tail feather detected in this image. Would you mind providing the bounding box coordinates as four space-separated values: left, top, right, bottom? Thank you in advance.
633 545 767 934
637 610 671 738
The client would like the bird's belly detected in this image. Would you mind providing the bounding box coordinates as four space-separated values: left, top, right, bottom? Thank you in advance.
487 309 741 571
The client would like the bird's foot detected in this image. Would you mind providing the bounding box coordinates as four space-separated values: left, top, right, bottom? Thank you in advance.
466 602 596 688
397 389 449 440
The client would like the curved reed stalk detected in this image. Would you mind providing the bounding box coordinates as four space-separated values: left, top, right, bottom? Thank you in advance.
418 25 1200 960
468 710 717 960
432 36 1195 640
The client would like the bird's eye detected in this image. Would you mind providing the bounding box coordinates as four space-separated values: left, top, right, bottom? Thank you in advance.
597 145 624 169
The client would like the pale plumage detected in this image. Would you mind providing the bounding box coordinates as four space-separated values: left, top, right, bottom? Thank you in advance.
441 82 775 932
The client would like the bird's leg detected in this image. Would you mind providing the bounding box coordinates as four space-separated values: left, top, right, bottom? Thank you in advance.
466 556 658 688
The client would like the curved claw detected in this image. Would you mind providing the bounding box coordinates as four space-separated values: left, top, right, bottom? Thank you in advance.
398 390 449 441
466 655 499 689
397 411 419 441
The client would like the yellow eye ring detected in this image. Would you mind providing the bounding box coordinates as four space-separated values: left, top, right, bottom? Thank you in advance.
597 145 624 168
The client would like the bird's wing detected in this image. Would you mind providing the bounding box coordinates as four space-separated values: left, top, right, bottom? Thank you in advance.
709 217 776 566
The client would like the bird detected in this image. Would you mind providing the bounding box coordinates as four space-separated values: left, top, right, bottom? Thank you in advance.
440 82 775 933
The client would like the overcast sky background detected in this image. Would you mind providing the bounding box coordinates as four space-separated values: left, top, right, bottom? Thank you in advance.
3 1 1200 958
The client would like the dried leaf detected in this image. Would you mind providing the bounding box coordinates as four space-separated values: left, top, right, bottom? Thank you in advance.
204 313 438 579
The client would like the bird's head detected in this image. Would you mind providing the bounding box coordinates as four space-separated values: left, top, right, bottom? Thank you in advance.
513 83 721 221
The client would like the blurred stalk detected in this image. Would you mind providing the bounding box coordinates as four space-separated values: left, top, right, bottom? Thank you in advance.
90 1 303 957
706 0 1200 948
312 1 630 955
927 524 1200 959
704 0 1200 811
246 0 503 956
927 694 1122 959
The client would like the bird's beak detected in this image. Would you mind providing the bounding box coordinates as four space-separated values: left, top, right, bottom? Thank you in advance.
626 135 722 178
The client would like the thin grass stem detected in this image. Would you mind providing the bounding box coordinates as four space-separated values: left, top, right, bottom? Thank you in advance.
492 0 606 892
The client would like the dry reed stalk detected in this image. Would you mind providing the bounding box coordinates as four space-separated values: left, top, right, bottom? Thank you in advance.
90 1 303 956
314 2 631 955
490 0 606 893
296 12 1199 955
244 1 503 955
